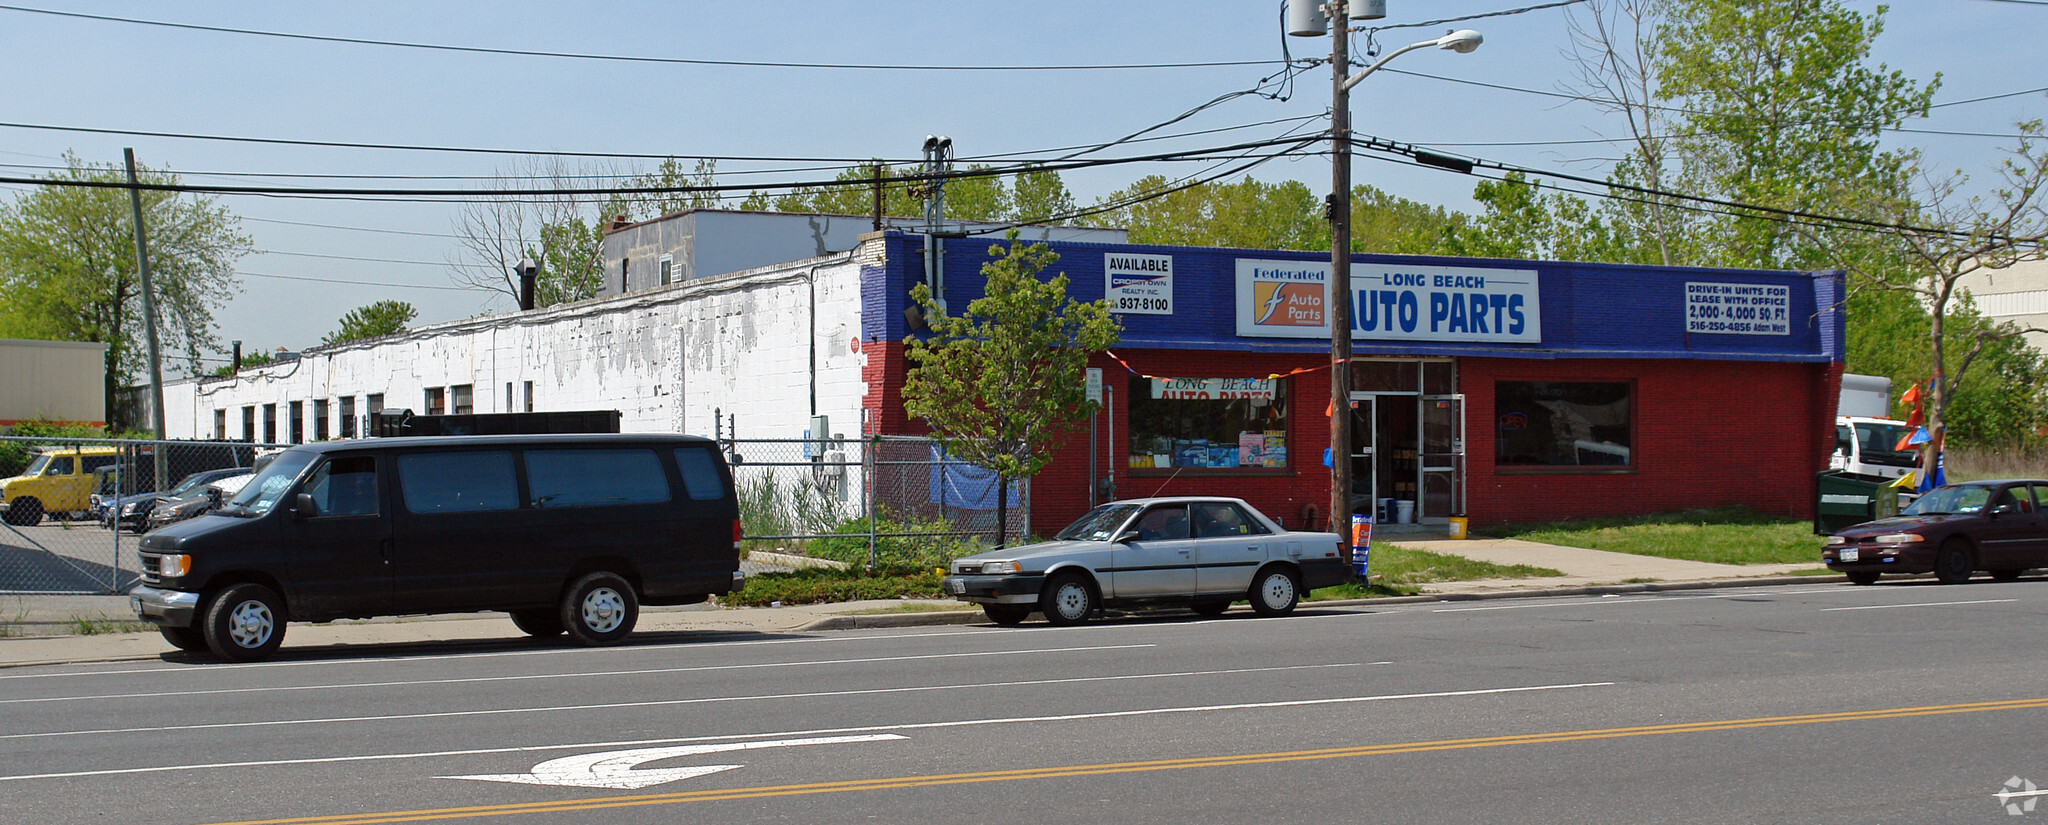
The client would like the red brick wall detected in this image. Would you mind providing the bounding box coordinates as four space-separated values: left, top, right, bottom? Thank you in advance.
865 343 1839 535
1459 357 1836 526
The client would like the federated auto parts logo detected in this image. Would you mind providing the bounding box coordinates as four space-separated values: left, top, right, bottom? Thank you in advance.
1998 776 2041 816
1251 281 1324 327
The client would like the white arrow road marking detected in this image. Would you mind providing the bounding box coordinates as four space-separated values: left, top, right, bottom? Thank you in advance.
442 734 906 789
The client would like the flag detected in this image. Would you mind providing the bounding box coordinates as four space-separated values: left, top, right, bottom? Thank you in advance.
1917 451 1946 493
1886 471 1917 489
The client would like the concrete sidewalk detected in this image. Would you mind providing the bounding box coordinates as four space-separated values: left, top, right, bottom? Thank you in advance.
0 536 1839 669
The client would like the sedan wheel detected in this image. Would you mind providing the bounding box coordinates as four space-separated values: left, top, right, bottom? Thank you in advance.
1038 573 1096 627
1248 567 1300 617
1933 540 1975 585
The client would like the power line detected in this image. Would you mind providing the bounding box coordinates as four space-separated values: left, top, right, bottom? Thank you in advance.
1365 0 1587 31
0 4 1279 72
0 136 1325 199
237 270 475 292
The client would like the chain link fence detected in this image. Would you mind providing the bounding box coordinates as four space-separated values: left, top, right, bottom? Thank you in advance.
0 436 281 595
0 433 1026 593
721 435 1029 570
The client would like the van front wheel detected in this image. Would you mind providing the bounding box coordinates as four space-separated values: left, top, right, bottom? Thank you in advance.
202 583 286 662
560 572 638 646
5 497 43 526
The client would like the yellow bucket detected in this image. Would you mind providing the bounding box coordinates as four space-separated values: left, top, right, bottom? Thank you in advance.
1447 516 1469 539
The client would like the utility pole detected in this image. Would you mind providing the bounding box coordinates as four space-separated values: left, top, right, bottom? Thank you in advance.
1326 2 1355 538
125 148 168 484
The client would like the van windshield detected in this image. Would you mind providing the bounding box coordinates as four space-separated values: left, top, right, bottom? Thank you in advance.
1852 422 1918 468
22 454 51 477
221 451 315 516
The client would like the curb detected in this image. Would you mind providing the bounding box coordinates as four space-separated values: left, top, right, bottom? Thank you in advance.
2 574 1852 668
789 574 1844 631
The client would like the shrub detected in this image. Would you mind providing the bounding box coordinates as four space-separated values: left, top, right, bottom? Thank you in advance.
805 506 991 570
726 566 945 607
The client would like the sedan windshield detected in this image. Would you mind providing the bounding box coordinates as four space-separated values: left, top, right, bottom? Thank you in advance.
221 450 315 516
1902 484 1992 516
166 472 214 497
1055 504 1141 542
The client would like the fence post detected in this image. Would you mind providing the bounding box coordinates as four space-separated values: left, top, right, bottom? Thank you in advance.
865 436 878 570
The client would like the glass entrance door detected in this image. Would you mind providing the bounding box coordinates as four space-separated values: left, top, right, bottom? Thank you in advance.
1347 395 1375 518
1421 394 1465 519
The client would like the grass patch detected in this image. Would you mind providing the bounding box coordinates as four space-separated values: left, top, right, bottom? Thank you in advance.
1488 506 1824 565
69 616 150 635
726 566 945 607
1306 542 1564 601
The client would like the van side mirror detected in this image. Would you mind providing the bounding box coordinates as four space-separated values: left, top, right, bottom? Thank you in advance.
294 493 318 518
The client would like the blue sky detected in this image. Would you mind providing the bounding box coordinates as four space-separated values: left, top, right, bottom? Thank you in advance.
2 1 2043 368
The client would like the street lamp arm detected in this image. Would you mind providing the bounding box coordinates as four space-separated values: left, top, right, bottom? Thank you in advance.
1340 29 1483 92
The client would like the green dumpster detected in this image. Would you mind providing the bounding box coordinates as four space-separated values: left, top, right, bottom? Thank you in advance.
1814 471 1901 535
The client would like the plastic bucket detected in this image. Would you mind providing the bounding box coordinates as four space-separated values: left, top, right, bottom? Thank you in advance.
1394 500 1415 523
1447 516 1468 539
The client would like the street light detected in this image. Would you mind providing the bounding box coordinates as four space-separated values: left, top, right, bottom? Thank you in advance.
1288 2 1480 537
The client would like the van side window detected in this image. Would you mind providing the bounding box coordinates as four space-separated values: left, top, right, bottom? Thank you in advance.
526 449 669 508
47 456 74 475
398 451 518 514
305 456 379 517
673 447 727 501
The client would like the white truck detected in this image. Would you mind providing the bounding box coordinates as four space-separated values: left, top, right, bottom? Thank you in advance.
1829 374 1915 480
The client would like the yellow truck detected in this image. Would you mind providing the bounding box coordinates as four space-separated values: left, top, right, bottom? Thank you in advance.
2 445 120 526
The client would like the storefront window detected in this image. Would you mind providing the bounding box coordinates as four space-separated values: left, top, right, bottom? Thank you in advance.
1494 381 1633 468
1128 377 1289 470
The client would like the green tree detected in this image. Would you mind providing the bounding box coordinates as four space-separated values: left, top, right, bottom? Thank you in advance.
1845 123 2048 462
902 232 1122 545
451 157 627 309
0 152 250 426
207 349 275 378
322 300 418 346
1656 0 1935 272
771 161 921 218
1093 175 1466 255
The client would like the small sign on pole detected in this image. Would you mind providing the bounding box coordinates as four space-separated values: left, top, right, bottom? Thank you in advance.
1086 367 1103 405
1351 512 1372 578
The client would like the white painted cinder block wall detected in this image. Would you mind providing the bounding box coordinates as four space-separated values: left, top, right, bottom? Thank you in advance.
159 252 868 443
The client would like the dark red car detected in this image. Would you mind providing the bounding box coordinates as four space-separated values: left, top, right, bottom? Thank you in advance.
1825 479 2048 585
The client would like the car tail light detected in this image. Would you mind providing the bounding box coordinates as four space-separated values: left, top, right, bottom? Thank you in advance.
732 518 743 551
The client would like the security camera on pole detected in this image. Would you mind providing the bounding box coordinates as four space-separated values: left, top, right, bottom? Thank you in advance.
1285 1 1480 543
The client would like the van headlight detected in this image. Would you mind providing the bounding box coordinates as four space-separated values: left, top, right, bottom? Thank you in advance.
979 561 1021 575
156 554 191 578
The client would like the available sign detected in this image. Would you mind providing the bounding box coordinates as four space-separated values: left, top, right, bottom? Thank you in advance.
1106 253 1174 315
1235 259 1542 343
1685 281 1790 335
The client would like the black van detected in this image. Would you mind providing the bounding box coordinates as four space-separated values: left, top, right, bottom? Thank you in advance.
129 434 743 661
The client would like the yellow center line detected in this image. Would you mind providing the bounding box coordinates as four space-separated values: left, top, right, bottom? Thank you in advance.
208 696 2048 825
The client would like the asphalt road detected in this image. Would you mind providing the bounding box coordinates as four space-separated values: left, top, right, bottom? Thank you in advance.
6 578 2048 824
